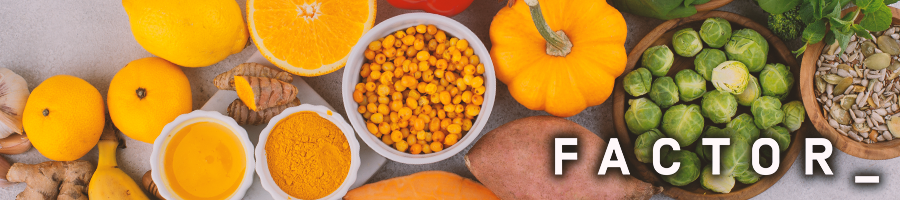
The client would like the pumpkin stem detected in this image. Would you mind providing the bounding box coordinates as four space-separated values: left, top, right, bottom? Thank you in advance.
525 0 572 57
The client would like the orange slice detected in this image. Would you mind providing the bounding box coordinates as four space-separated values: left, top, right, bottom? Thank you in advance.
248 0 376 76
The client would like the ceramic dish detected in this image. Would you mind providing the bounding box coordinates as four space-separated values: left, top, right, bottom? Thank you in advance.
611 11 807 199
341 13 496 165
150 110 256 200
254 104 361 200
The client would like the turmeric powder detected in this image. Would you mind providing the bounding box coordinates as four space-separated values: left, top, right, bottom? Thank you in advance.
265 111 351 199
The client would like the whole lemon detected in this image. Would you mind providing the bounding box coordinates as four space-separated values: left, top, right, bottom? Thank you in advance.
24 75 105 161
109 57 192 144
123 0 248 67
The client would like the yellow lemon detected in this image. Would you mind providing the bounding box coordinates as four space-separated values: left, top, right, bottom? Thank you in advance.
24 75 105 161
108 57 192 144
123 0 249 67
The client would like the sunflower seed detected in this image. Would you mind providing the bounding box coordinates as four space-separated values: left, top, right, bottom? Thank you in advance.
886 132 895 140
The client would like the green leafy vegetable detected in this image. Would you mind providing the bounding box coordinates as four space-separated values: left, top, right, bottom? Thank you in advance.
609 0 700 20
785 0 894 56
757 0 802 15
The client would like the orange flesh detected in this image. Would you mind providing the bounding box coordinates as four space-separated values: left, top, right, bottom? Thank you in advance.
164 121 246 200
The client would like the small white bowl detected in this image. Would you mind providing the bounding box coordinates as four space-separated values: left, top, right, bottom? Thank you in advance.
150 110 256 200
341 13 496 164
254 104 361 200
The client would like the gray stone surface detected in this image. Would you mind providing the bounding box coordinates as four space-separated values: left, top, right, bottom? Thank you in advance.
0 0 897 199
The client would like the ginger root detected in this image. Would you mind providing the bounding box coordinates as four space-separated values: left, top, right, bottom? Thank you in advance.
234 76 298 111
214 63 292 90
6 160 94 200
228 98 300 125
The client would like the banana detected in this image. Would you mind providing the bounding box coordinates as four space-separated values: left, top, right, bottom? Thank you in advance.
88 123 150 200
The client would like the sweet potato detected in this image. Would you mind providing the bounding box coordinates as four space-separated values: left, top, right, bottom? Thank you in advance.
465 116 662 200
343 171 499 200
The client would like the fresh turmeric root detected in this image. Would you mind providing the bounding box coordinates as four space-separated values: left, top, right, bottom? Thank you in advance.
234 75 298 111
214 63 292 90
6 160 94 200
228 98 300 125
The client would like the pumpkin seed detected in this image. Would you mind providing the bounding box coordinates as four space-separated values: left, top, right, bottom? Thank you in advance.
865 53 892 70
832 105 852 125
861 41 878 57
887 117 900 138
877 35 900 55
834 77 854 95
823 74 845 84
855 122 871 133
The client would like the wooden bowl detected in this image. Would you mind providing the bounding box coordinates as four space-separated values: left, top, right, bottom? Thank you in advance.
799 7 900 160
612 11 806 199
696 0 733 12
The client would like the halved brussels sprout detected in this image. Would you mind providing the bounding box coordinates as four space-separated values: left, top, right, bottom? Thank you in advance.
722 138 750 177
701 164 736 194
735 75 761 106
662 150 701 186
673 28 703 57
712 61 750 95
623 68 653 97
695 49 727 81
700 17 732 48
726 113 760 141
625 98 662 134
782 101 806 132
751 96 785 130
635 129 665 163
702 90 738 124
725 29 769 72
675 69 707 101
642 45 675 76
760 63 795 100
761 125 792 152
662 104 704 146
649 77 680 108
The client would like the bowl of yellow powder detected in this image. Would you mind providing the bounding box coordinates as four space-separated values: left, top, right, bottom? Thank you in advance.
255 104 361 200
150 110 257 200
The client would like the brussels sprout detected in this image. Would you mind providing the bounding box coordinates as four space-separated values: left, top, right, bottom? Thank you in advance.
625 98 662 134
623 68 653 97
700 164 735 194
722 138 751 177
696 127 728 161
711 61 750 94
702 90 738 124
735 75 761 106
782 100 806 132
761 125 792 152
735 167 761 184
642 45 675 76
649 77 680 108
726 113 760 141
675 69 707 101
662 104 704 146
673 28 703 57
725 29 769 72
695 49 727 81
751 96 785 130
662 150 702 186
700 17 732 48
634 129 665 163
759 63 795 100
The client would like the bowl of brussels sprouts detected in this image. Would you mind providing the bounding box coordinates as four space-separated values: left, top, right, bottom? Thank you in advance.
612 11 808 199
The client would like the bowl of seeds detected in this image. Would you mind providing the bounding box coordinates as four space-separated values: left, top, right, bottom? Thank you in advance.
800 7 900 160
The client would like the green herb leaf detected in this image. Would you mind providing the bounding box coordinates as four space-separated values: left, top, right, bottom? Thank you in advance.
802 19 827 44
887 0 900 5
758 0 802 15
851 24 874 40
824 1 843 19
860 5 892 31
792 43 809 56
832 27 853 55
855 0 880 10
684 0 695 7
799 1 820 24
824 32 836 46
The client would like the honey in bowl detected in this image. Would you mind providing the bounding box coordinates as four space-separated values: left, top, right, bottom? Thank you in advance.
163 121 246 200
265 111 351 199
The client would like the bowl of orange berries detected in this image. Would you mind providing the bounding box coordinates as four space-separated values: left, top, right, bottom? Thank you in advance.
342 13 496 164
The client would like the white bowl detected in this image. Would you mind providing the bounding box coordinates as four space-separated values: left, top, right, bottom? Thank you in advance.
254 104 361 200
150 110 256 200
341 13 496 165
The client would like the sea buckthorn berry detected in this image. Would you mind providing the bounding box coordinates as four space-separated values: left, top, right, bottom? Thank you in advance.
449 38 459 47
426 24 437 34
462 119 473 131
416 25 427 33
474 85 485 95
390 112 399 122
383 35 396 48
461 91 473 103
456 39 469 50
464 47 474 56
436 44 446 55
364 49 376 60
367 123 378 134
422 143 432 153
454 104 464 113
476 63 485 74
371 113 385 124
432 131 445 143
384 47 396 58
402 35 415 45
382 134 395 145
428 39 437 51
471 76 484 88
444 134 458 146
396 141 409 152
469 55 480 64
416 51 430 61
430 142 443 152
357 105 366 113
466 105 480 117
368 41 381 51
379 122 391 134
472 94 484 105
394 31 407 39
406 27 416 35
410 144 422 154
378 96 390 104
375 53 387 64
391 131 403 143
435 31 447 43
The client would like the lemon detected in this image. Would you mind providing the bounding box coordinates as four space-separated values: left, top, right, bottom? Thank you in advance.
123 0 249 67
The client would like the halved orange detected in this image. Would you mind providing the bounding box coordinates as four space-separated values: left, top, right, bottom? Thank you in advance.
248 0 376 76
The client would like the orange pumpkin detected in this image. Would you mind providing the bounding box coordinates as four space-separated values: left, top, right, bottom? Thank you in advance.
490 0 628 117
